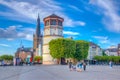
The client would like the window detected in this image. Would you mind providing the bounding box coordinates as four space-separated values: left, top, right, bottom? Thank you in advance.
45 20 49 26
58 20 62 26
51 20 56 25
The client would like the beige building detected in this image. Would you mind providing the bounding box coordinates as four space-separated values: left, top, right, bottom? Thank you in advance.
87 42 102 60
42 14 64 64
118 44 120 56
105 46 118 56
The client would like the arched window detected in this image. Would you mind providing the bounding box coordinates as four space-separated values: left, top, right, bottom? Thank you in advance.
51 20 56 25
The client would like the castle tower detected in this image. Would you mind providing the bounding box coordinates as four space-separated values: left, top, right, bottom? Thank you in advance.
33 14 43 56
43 14 64 64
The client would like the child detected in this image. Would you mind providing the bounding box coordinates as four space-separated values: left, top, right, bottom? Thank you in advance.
77 62 82 72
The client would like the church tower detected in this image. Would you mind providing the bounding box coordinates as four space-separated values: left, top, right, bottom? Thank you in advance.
43 14 64 64
33 14 43 56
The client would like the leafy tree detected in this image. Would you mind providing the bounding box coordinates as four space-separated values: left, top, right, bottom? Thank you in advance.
49 38 65 59
0 56 2 60
0 55 13 61
94 56 120 63
49 38 76 63
74 40 89 61
49 39 89 62
34 56 42 62
102 51 107 56
94 56 100 60
63 39 76 58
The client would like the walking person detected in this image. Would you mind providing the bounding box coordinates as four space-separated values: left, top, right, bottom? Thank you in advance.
83 62 86 71
68 60 72 71
72 64 76 71
76 61 82 72
109 61 113 68
1 60 4 66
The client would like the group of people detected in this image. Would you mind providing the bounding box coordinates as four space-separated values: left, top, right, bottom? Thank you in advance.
0 60 5 66
69 60 87 72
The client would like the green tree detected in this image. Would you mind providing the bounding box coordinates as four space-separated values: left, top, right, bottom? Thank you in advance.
49 39 89 62
34 56 42 62
94 56 99 60
74 40 89 61
63 39 76 58
49 38 76 63
94 56 120 63
0 56 2 60
0 55 13 61
49 38 65 59
102 51 107 56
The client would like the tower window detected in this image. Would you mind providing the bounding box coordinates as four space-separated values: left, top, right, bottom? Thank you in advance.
51 20 56 25
58 20 62 26
45 20 49 26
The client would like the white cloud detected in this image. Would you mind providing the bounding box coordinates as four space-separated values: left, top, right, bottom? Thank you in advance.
68 5 83 12
63 30 80 39
0 25 35 41
63 31 80 35
90 0 120 33
0 0 86 27
92 36 109 44
0 44 10 47
7 38 14 41
93 36 108 40
64 18 85 27
0 26 17 38
25 34 33 41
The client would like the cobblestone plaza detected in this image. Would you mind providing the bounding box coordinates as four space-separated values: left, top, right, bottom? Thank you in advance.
0 65 120 80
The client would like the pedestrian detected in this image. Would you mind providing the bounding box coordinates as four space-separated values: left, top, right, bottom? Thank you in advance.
83 62 86 71
72 64 76 71
68 60 72 71
30 57 33 65
1 60 4 66
76 61 82 72
67 60 69 65
109 61 113 68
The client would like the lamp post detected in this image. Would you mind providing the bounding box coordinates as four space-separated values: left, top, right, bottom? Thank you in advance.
30 49 34 63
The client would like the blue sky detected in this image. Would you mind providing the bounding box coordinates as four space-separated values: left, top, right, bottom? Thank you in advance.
0 0 120 55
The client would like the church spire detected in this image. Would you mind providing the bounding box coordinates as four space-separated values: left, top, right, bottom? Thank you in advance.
36 13 41 37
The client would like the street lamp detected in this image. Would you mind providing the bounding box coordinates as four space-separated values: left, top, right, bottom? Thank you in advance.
30 48 34 62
